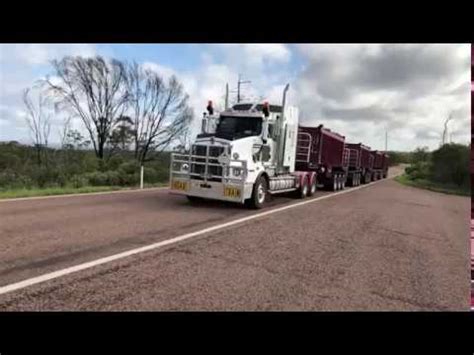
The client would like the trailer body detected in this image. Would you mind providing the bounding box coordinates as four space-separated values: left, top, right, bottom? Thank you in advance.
345 143 373 184
296 125 350 190
370 150 389 180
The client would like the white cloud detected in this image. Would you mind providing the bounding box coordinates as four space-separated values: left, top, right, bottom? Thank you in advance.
142 62 177 81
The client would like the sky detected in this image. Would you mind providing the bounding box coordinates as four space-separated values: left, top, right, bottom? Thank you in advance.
0 43 471 151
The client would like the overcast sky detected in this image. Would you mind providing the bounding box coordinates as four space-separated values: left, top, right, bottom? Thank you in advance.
0 43 470 151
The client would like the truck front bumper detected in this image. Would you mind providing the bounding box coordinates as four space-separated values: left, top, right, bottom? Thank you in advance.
170 177 253 204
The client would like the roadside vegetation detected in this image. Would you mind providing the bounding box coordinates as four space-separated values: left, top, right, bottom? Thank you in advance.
0 55 192 199
395 144 470 197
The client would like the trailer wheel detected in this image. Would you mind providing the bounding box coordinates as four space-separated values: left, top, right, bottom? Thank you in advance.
332 176 338 191
307 176 317 196
246 175 268 209
356 173 360 186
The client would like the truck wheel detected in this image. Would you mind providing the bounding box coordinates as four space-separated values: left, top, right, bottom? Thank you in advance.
307 176 317 196
332 176 338 191
298 176 309 198
246 175 268 209
356 174 360 186
341 176 346 190
187 195 204 204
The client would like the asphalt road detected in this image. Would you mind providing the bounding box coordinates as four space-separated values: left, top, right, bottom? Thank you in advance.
0 167 470 310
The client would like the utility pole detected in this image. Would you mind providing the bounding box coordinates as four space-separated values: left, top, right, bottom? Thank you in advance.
237 74 251 103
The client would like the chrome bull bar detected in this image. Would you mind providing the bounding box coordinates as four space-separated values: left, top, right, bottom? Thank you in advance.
169 144 249 202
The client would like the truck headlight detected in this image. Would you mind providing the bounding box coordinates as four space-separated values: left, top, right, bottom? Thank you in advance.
232 152 240 160
181 163 189 172
232 168 242 176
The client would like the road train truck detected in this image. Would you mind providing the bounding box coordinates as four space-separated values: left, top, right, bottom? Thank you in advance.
169 84 388 208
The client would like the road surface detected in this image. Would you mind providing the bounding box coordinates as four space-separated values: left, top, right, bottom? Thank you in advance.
0 167 470 310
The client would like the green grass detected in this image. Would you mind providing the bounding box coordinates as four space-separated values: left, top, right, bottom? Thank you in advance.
395 174 470 197
0 183 168 199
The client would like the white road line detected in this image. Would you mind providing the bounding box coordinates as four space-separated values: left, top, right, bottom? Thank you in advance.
0 176 397 296
0 186 169 203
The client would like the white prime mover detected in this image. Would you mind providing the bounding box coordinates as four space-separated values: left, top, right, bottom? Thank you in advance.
169 84 315 208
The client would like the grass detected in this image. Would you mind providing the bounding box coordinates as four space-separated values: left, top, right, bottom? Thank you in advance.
0 182 169 199
395 174 470 197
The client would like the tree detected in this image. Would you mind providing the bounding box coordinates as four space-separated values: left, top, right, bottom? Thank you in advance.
44 56 129 159
108 115 134 154
126 62 193 164
174 128 192 153
412 146 430 163
22 87 51 165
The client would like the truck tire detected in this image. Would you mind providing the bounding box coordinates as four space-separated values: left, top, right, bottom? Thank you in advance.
246 175 268 209
332 176 338 191
341 175 346 190
187 195 204 204
298 176 309 198
307 176 317 196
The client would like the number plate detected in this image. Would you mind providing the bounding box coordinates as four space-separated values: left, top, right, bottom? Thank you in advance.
223 186 241 198
172 180 188 191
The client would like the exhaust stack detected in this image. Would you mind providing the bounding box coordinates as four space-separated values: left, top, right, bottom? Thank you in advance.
276 84 290 174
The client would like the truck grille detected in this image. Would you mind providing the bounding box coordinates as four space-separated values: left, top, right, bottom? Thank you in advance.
190 144 225 181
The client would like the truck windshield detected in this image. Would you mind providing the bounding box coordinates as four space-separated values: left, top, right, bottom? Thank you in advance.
215 116 262 140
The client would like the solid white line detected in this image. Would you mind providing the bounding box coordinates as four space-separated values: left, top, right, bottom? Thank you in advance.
0 176 397 296
0 186 169 203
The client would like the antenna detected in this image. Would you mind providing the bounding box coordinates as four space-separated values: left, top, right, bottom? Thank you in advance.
237 74 251 103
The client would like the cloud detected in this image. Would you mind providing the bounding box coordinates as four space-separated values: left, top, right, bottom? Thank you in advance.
0 43 470 152
0 44 98 144
293 43 471 150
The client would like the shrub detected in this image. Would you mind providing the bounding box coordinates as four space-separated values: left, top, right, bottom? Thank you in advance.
430 143 469 187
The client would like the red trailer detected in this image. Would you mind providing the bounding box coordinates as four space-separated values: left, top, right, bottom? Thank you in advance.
371 150 389 180
296 124 349 191
345 143 373 185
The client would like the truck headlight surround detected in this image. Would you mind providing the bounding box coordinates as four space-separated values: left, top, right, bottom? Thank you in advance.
181 163 189 172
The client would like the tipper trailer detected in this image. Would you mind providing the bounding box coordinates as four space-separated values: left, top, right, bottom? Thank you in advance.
370 150 389 180
345 143 374 185
170 83 389 209
295 125 349 191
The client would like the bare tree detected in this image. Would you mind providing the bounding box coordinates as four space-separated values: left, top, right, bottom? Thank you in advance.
59 115 72 149
43 56 129 159
22 87 51 165
442 112 454 146
174 127 192 153
126 62 193 164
